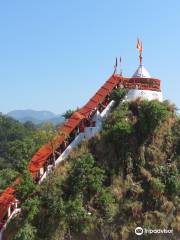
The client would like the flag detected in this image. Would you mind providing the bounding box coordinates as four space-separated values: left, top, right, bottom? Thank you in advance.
136 39 143 53
136 38 141 50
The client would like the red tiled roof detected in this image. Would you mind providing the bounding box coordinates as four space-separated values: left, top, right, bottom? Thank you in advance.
0 187 16 222
61 111 85 134
79 75 119 117
28 143 54 176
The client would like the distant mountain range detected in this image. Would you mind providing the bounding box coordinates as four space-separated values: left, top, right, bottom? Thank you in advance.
7 110 65 125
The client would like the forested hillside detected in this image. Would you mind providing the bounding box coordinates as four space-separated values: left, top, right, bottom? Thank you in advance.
0 116 60 191
3 92 179 240
0 116 37 169
0 116 35 191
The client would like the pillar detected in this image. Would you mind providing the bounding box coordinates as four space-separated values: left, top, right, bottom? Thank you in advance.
8 207 11 218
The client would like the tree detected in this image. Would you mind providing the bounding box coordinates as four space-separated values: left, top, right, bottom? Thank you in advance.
65 196 91 233
0 115 27 142
172 118 180 155
15 223 36 240
16 160 36 201
136 100 170 142
68 153 105 196
0 115 36 169
63 109 75 120
159 164 180 199
0 168 18 190
109 88 128 107
21 197 40 222
95 189 118 221
7 138 37 169
150 177 165 197
23 121 36 132
103 104 133 176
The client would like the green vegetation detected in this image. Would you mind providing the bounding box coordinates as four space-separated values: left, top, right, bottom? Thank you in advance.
109 88 127 106
0 116 59 191
2 91 180 239
0 115 37 170
0 115 39 191
14 223 37 240
16 161 36 202
0 168 18 190
63 109 75 119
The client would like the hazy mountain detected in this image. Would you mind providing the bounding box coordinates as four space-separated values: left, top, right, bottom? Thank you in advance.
46 114 65 125
7 110 64 125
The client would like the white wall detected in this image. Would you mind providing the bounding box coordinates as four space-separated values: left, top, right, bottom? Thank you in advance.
55 132 85 166
127 89 163 102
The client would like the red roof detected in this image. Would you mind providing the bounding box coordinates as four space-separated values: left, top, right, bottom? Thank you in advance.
28 142 54 176
0 187 16 222
79 75 119 117
61 111 85 134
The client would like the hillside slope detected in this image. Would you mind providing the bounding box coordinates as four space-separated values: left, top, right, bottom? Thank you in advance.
5 97 180 240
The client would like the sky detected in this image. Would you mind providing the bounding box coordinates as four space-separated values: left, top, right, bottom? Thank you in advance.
0 0 180 114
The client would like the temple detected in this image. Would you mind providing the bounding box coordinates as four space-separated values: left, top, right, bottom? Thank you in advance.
127 39 162 102
0 41 163 239
126 63 163 102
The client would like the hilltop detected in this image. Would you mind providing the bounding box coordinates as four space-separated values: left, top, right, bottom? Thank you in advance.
5 93 180 240
7 110 64 125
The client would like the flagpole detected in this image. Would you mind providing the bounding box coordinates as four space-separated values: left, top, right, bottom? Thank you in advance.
139 41 143 66
136 38 143 66
113 57 118 74
119 57 122 76
139 52 142 66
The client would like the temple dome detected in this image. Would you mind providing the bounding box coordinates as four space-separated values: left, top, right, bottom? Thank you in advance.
132 65 151 78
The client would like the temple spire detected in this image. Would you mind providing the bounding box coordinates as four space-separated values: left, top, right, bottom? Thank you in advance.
133 40 151 78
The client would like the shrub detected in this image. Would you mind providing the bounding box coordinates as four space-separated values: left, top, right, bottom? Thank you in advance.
136 100 170 142
95 189 118 221
68 153 104 196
